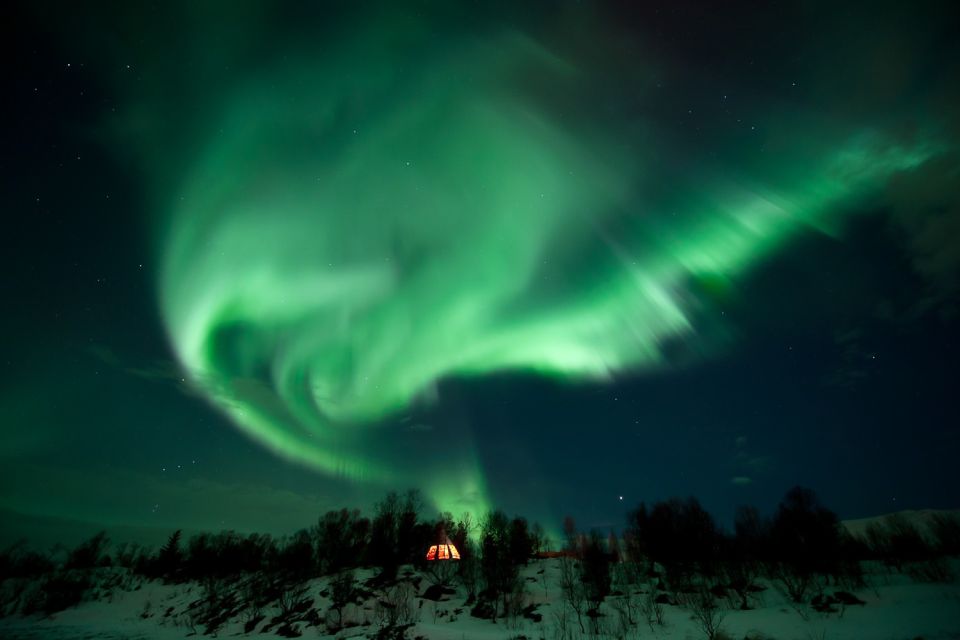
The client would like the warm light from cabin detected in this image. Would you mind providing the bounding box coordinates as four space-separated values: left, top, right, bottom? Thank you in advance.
425 542 461 561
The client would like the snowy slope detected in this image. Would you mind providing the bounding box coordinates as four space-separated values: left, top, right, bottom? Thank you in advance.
2 557 960 639
842 508 960 543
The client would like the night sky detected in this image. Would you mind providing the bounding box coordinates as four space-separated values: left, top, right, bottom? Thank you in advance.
3 1 959 548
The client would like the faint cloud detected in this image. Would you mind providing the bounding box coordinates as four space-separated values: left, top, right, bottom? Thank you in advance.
87 344 122 368
730 438 773 483
885 151 960 320
824 327 875 388
746 455 773 471
87 344 197 396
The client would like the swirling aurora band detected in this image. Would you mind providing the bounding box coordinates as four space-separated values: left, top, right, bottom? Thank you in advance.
157 32 936 518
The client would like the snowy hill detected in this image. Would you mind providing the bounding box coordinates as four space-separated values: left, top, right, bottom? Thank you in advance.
2 556 959 639
842 508 960 542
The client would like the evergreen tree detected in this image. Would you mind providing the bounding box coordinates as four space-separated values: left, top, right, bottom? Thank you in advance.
157 530 182 580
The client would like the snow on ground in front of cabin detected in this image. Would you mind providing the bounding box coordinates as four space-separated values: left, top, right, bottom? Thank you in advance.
2 559 960 639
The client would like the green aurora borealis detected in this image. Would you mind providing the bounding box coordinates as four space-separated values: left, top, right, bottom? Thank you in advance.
156 24 937 518
4 1 960 542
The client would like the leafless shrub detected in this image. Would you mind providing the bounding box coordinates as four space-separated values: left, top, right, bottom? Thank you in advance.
771 562 813 604
689 588 727 640
425 557 458 588
550 606 578 640
504 575 531 631
176 606 200 635
906 557 954 583
639 588 664 630
608 594 635 639
374 580 419 629
239 575 266 627
277 580 309 617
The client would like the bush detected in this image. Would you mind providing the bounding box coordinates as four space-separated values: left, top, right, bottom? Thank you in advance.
315 509 370 574
580 531 611 613
689 587 727 640
628 497 723 587
906 557 954 583
480 510 518 621
369 490 431 577
65 532 109 571
885 514 933 567
862 514 934 570
727 506 770 609
24 571 92 615
0 541 53 579
769 487 842 584
275 530 314 579
182 530 277 579
509 517 533 566
374 581 419 629
930 513 960 556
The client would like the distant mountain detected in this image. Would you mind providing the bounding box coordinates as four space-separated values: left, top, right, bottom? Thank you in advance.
842 508 960 540
0 507 192 551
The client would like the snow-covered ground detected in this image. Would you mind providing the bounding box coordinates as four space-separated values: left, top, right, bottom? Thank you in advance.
2 558 959 639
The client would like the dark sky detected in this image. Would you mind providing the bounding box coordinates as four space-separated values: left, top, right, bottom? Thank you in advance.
3 1 959 548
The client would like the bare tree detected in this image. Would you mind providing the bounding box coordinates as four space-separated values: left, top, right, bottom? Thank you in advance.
330 570 356 627
559 555 586 634
504 576 528 632
458 545 481 599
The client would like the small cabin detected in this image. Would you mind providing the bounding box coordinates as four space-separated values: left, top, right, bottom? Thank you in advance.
425 539 460 561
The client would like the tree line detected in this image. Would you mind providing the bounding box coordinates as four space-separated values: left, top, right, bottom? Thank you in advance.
1 485 957 624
